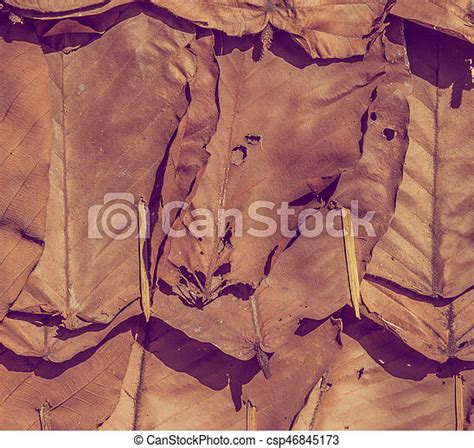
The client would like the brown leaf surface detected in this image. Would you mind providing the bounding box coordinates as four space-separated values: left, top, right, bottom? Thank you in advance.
392 0 474 43
362 23 474 361
8 0 142 20
31 3 137 52
9 7 196 330
148 28 220 280
0 300 140 361
240 320 340 429
367 22 473 298
152 22 409 361
464 370 474 430
362 283 474 362
4 0 108 13
152 0 394 59
101 318 340 430
311 315 471 430
0 19 52 320
0 319 137 429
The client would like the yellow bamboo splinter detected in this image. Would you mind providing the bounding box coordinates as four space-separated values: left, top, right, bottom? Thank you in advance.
341 207 361 319
38 402 52 430
138 198 151 322
246 401 257 431
455 374 464 430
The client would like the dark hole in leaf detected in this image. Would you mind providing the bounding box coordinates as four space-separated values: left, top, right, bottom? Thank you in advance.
157 279 174 296
178 265 201 290
383 128 396 141
264 246 278 276
245 134 261 145
283 228 301 251
214 262 231 277
222 224 233 247
289 191 319 207
231 145 247 165
219 283 255 300
370 112 377 121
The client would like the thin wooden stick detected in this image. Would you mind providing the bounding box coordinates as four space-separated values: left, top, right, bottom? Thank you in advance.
137 198 150 322
246 401 257 431
38 402 52 430
341 207 361 319
455 374 464 431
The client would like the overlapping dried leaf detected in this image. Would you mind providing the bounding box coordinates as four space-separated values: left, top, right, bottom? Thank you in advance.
0 319 137 429
362 22 474 362
393 0 474 43
152 0 395 59
0 0 472 432
10 6 196 330
311 315 464 430
152 21 409 361
101 318 340 430
0 18 52 320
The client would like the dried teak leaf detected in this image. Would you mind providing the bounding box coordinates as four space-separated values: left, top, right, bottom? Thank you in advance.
152 21 409 361
4 0 108 13
101 318 340 430
0 300 140 361
148 28 220 281
7 0 141 19
0 319 137 429
0 18 52 320
9 7 196 330
290 376 325 431
393 0 474 43
31 3 135 52
312 315 468 430
362 22 474 361
241 320 341 429
153 0 395 59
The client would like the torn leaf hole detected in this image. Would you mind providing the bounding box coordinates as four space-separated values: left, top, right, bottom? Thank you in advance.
264 246 278 276
231 145 247 166
157 279 174 296
383 128 396 141
213 262 231 277
222 224 233 248
245 134 261 145
219 282 255 300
